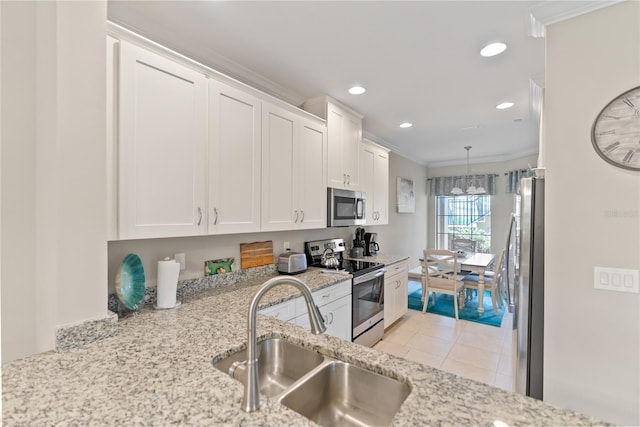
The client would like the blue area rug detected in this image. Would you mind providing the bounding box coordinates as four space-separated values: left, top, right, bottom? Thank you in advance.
407 279 505 327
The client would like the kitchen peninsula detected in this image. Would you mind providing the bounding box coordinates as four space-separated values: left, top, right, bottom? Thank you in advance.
2 269 605 426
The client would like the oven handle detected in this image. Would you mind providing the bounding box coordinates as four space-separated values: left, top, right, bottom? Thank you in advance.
353 268 387 285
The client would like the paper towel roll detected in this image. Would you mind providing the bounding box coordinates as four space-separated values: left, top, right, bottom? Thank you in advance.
157 257 180 308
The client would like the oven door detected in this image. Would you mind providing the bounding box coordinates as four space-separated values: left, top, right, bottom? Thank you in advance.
352 268 385 346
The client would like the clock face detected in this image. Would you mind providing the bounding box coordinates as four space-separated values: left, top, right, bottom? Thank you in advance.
591 86 640 171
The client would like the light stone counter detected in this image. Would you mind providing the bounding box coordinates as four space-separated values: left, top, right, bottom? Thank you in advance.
3 269 608 426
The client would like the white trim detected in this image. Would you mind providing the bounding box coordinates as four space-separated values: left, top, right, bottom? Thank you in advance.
529 1 624 37
106 21 322 123
426 148 540 169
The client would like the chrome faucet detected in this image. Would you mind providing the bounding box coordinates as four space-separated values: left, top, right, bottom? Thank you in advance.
242 276 327 412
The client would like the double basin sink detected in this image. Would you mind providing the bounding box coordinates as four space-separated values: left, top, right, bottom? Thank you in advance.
213 338 411 427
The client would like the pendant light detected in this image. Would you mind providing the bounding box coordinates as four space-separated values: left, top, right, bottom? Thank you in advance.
466 146 486 195
451 146 486 195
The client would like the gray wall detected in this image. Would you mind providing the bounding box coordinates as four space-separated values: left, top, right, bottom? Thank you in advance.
543 2 640 425
108 151 429 290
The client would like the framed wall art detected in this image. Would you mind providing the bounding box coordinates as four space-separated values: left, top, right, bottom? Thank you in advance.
396 177 415 213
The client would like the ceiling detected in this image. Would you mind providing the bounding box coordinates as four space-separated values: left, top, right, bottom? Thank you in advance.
107 1 547 167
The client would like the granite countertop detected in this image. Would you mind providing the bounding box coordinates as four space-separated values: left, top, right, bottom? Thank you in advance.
3 269 606 426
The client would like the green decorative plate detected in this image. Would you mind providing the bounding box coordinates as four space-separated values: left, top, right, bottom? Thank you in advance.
115 253 146 310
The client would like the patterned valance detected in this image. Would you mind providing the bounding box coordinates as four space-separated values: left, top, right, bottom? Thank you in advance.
429 174 497 196
506 169 534 194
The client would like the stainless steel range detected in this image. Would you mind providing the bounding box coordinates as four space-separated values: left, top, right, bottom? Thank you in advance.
305 238 386 347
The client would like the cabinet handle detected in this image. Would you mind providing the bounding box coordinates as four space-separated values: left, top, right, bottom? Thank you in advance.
294 210 299 223
322 293 331 299
300 210 304 223
329 312 334 325
343 173 347 184
347 174 351 184
213 208 219 225
197 207 203 226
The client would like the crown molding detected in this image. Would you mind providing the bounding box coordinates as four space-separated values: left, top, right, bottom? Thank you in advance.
107 20 306 107
426 148 540 169
528 1 624 38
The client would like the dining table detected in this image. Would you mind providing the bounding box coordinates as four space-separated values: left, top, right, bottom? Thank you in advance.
458 252 496 315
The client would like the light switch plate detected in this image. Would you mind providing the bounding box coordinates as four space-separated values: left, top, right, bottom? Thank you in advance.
594 267 639 293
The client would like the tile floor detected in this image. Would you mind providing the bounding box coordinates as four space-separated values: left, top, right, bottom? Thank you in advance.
374 284 516 391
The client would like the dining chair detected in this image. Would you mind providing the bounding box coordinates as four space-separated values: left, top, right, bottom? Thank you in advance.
451 238 477 253
461 249 505 315
422 249 466 320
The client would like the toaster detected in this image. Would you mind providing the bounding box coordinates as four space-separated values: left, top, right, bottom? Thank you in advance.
277 252 307 274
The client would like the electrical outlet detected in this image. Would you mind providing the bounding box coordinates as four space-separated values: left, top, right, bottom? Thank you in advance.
175 253 186 271
284 242 290 252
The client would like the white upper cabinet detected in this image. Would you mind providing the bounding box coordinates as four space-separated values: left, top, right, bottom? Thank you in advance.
302 97 362 190
118 41 207 239
109 34 332 239
297 117 328 229
261 102 327 231
360 139 389 225
261 103 297 231
208 80 261 234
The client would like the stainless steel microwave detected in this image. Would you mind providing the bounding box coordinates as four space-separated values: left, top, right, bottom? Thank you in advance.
327 188 366 227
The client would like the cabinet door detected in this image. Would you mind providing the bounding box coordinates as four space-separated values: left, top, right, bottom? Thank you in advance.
297 118 327 229
360 144 375 223
361 141 389 225
261 102 297 231
296 294 352 341
326 105 346 189
259 299 296 322
209 80 261 234
372 148 389 224
383 273 398 329
396 273 409 320
118 41 207 239
342 112 361 189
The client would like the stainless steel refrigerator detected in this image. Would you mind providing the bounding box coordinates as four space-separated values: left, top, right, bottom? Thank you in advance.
514 176 545 400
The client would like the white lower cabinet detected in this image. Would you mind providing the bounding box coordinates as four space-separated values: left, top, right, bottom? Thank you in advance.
258 298 296 322
295 295 351 341
259 279 352 342
384 261 409 329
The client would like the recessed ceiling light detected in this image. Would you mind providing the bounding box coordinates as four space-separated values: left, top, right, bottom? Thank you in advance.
480 42 507 57
399 122 413 128
496 102 514 110
348 86 366 95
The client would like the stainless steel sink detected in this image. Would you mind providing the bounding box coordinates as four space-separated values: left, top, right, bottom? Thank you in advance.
279 361 411 427
212 338 324 398
214 338 411 426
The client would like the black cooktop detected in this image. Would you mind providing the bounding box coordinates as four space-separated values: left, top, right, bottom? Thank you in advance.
310 259 384 277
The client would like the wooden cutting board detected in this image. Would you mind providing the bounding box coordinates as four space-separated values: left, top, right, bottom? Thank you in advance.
240 241 274 269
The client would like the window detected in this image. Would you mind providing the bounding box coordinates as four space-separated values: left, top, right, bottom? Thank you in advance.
435 195 491 253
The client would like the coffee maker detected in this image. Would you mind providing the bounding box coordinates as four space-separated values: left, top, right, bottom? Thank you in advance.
364 232 379 256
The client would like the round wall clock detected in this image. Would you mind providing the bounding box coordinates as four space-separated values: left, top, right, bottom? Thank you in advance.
591 85 640 171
